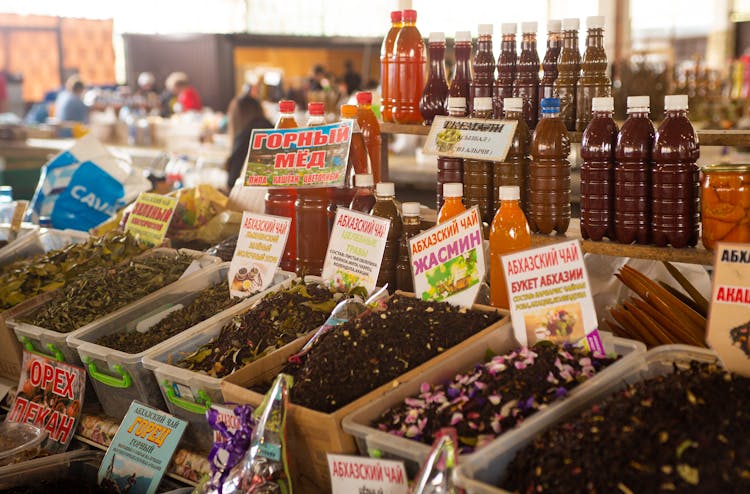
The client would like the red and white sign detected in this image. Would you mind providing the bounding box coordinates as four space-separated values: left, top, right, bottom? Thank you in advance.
328 454 408 494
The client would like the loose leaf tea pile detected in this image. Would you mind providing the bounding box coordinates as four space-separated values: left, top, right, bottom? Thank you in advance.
95 280 244 354
0 232 146 310
177 281 342 378
503 361 750 494
287 296 502 413
23 253 194 333
375 342 618 453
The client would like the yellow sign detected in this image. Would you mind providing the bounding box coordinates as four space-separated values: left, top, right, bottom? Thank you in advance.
124 192 178 246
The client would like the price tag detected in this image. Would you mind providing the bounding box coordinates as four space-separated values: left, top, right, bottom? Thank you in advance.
124 192 178 246
328 454 408 494
422 116 517 161
706 243 750 376
409 206 485 308
502 240 602 351
9 200 28 233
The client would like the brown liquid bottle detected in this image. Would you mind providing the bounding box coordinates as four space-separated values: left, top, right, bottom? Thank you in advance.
420 32 449 125
469 24 495 113
449 31 473 116
349 173 376 213
436 97 466 210
381 10 402 123
463 96 494 224
539 19 562 121
393 9 426 124
371 182 402 291
553 18 580 131
652 95 700 248
328 104 368 230
580 96 618 241
493 23 517 119
356 92 382 184
513 22 540 130
529 97 571 235
396 202 421 292
614 96 654 245
496 97 530 214
575 16 611 132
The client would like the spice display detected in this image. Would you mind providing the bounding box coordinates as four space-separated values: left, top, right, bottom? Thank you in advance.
177 280 342 378
286 295 502 413
374 342 617 453
23 253 194 333
0 232 146 310
94 280 244 354
502 361 750 493
701 164 750 250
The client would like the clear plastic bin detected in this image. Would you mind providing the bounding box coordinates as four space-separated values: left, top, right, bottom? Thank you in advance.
0 224 40 267
6 248 220 367
0 421 47 467
67 263 294 421
454 344 716 494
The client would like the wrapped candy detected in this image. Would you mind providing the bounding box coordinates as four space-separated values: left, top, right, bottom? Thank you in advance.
204 405 255 493
411 428 463 494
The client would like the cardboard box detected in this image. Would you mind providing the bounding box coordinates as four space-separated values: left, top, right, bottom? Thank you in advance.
0 292 57 380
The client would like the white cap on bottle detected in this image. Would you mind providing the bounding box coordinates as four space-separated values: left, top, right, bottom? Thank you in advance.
592 97 614 112
478 24 493 36
521 22 538 34
355 173 373 187
499 185 520 201
587 16 605 29
429 32 445 43
562 18 580 31
376 182 395 197
665 94 689 111
455 31 472 42
443 183 463 198
474 97 493 111
626 95 650 111
547 19 562 32
402 202 421 216
501 23 516 35
504 97 523 111
448 97 467 109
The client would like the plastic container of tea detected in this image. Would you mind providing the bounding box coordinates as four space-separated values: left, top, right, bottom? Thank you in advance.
0 422 47 468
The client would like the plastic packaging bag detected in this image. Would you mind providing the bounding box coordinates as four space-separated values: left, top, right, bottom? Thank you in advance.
411 428 463 494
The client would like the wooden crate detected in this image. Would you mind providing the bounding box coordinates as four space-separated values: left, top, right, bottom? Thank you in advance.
0 292 57 380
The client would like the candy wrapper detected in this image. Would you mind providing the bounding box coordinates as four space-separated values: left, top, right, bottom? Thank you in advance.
202 404 255 493
411 428 463 494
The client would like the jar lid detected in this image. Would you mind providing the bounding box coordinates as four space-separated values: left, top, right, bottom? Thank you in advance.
402 202 421 216
355 174 373 187
521 22 538 34
665 94 689 111
429 32 445 43
499 186 520 201
562 18 580 31
504 97 523 111
478 24 493 36
443 183 463 198
447 97 466 109
592 97 614 112
473 97 493 111
340 104 357 118
455 31 472 42
279 100 295 113
703 163 750 173
356 92 372 105
376 182 395 196
547 19 562 32
541 98 561 113
501 23 516 35
390 11 402 23
587 16 605 29
402 9 417 22
308 101 324 115
626 95 650 110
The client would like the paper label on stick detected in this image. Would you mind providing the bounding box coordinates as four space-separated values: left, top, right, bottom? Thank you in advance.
124 192 178 246
422 116 517 161
328 454 408 494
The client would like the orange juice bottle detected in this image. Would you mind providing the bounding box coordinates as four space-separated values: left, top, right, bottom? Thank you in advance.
437 182 466 223
490 185 531 309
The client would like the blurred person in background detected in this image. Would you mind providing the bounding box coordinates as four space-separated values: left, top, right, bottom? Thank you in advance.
224 91 272 189
55 75 89 123
133 71 161 114
161 71 202 116
343 59 361 96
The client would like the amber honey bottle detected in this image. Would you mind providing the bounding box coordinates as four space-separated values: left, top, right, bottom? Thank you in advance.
470 24 495 112
496 97 531 215
436 97 466 210
553 18 580 131
395 202 421 292
493 23 517 119
575 16 611 132
449 31 473 116
539 19 562 121
371 182 402 290
463 96 494 224
513 22 540 129
420 32 449 125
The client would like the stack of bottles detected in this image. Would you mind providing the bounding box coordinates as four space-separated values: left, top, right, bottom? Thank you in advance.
381 9 426 124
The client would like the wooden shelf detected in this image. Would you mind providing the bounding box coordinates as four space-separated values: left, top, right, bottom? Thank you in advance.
380 122 431 136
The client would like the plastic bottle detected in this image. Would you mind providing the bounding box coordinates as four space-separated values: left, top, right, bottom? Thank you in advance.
580 96 618 241
356 92 382 184
553 18 581 131
470 24 495 112
490 185 531 309
493 23 517 119
463 96 494 224
529 97 571 235
575 16 611 132
437 182 466 224
381 10 403 123
393 9 426 124
349 173 377 213
371 182 402 290
327 104 368 230
615 95 654 245
513 22 540 129
496 97 530 214
539 20 562 121
652 94 700 248
266 99 298 272
396 202 421 292
420 32 449 125
436 98 465 210
0 186 13 224
449 31 473 115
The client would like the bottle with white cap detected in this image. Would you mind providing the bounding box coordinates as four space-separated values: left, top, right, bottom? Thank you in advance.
575 15 611 132
464 96 494 224
490 185 530 309
437 182 466 224
496 97 531 214
493 23 517 119
553 17 581 131
420 32 449 124
396 202 422 292
449 31 473 115
580 96 618 241
349 173 376 213
513 21 541 129
371 182 402 289
539 19 562 120
436 98 466 210
652 94 700 248
614 95 655 245
470 24 495 112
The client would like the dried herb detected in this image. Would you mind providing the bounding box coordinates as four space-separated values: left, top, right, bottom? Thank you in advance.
177 280 343 377
23 253 194 333
503 361 750 493
0 232 146 310
95 280 244 354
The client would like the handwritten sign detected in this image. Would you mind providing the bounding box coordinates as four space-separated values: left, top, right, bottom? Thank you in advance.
706 243 750 376
7 351 86 453
244 121 352 188
328 454 408 494
229 212 291 297
98 401 187 494
409 207 485 308
322 208 390 294
124 192 178 246
422 116 517 161
502 240 602 352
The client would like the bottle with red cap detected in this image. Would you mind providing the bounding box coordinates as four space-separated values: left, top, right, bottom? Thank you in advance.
419 32 449 125
493 23 517 119
513 22 541 129
393 9 426 124
470 24 495 112
449 31 473 116
381 10 403 123
356 92 382 184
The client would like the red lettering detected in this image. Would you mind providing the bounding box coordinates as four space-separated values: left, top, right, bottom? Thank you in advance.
56 414 75 444
8 397 27 421
282 132 298 148
313 131 328 146
306 150 326 169
252 132 268 149
22 400 41 423
297 131 313 147
294 150 309 168
274 153 296 169
267 133 282 149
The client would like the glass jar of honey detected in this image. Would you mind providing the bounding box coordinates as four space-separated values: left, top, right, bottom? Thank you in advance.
701 164 750 250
